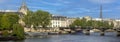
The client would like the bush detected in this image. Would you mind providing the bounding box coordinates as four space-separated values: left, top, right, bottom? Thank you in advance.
12 24 25 39
2 30 9 37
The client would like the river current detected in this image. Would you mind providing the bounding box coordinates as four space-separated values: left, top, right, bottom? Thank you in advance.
1 32 120 42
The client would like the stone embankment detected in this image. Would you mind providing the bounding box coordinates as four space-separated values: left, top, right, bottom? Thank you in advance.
24 27 76 35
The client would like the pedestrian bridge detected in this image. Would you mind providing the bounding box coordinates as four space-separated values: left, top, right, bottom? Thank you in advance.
60 27 120 36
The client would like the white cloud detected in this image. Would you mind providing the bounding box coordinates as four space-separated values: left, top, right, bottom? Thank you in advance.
88 0 116 4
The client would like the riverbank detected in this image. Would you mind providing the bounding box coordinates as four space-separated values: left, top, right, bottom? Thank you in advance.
0 36 24 41
2 32 120 42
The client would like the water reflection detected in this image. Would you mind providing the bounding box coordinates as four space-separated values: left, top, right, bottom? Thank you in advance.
1 32 120 42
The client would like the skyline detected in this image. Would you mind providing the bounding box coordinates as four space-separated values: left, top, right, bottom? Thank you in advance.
0 0 120 18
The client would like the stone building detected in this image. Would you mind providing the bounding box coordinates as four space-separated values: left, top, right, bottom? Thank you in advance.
51 15 67 28
83 16 92 21
18 0 29 15
66 18 76 27
113 19 120 28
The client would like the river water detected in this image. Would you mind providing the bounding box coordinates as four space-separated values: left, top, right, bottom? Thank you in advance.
1 32 120 42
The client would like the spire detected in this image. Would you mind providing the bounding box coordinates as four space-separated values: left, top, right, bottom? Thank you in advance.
100 5 103 19
22 0 26 7
18 0 29 15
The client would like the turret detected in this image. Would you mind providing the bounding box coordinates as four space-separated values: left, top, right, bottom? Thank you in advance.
18 0 29 15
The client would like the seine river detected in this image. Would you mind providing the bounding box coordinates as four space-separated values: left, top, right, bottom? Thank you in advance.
1 32 120 42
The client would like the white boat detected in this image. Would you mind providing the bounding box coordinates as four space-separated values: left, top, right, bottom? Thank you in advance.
25 32 48 36
90 30 94 33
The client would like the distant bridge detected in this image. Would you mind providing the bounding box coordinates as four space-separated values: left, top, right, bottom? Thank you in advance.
59 27 120 36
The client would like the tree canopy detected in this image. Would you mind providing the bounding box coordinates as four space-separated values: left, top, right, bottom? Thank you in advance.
0 13 24 39
69 18 114 29
0 13 19 30
23 10 52 28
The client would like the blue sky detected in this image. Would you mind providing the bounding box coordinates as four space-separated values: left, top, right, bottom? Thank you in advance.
0 0 120 18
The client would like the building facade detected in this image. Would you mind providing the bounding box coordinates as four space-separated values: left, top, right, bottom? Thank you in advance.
83 16 92 21
51 15 68 28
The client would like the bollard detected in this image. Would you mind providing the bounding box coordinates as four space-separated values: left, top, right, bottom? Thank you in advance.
100 31 105 36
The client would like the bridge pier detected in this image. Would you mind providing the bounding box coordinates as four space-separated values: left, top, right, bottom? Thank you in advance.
117 31 120 36
115 28 120 37
84 29 90 35
99 28 106 36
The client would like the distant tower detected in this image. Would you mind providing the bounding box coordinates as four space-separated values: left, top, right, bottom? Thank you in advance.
18 0 29 15
100 5 103 19
18 0 28 26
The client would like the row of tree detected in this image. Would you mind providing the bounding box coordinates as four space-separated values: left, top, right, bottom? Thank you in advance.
69 18 114 29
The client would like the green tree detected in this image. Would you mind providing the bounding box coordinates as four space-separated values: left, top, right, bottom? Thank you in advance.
0 14 3 29
6 13 19 28
92 21 99 29
86 20 93 29
109 22 114 28
34 10 51 28
1 14 11 30
23 10 52 29
0 13 21 38
12 24 25 39
0 13 19 30
2 30 9 37
69 19 81 28
23 11 33 27
103 21 114 29
92 21 110 29
69 18 87 28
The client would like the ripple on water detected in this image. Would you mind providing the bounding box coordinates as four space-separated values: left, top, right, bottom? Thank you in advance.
1 32 120 42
